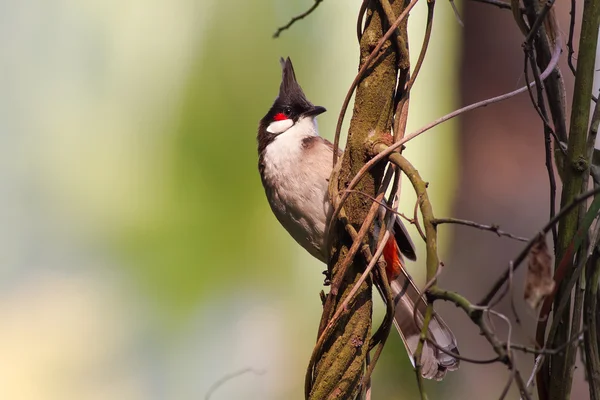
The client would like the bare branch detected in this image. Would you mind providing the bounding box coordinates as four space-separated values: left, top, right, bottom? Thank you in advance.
273 0 324 38
509 330 585 356
205 368 265 400
404 0 435 94
433 218 529 242
567 0 577 74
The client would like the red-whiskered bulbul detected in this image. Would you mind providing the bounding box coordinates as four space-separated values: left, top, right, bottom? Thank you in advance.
257 58 459 380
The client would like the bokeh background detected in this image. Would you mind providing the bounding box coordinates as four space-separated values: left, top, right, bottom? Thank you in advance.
1 0 595 399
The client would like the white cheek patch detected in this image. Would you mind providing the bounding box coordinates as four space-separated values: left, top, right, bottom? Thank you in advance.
267 119 294 134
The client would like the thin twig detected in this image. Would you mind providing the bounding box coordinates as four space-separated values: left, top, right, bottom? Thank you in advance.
448 0 464 27
413 197 427 241
205 368 266 400
523 53 562 147
490 309 513 356
433 218 529 242
405 0 435 93
567 0 577 75
509 330 585 356
427 338 501 363
379 0 409 61
499 367 516 400
357 0 370 42
524 355 544 397
378 0 412 141
273 0 324 38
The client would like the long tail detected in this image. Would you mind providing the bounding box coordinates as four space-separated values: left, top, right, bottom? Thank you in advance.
383 238 460 380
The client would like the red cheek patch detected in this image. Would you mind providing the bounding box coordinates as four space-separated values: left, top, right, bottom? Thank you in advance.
273 112 287 121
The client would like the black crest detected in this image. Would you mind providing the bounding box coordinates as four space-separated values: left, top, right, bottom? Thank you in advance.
257 57 326 156
277 57 313 111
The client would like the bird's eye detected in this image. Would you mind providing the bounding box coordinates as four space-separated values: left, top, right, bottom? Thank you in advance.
284 106 292 115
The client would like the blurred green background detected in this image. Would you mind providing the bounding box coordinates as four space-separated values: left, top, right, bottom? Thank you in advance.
0 1 463 399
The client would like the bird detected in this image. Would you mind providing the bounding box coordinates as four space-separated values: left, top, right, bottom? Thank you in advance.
257 57 459 380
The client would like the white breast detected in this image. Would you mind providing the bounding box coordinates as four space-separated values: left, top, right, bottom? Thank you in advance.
261 117 333 263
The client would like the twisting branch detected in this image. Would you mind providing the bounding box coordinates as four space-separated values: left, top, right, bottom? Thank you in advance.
308 1 411 398
328 37 562 232
273 0 324 38
331 0 419 166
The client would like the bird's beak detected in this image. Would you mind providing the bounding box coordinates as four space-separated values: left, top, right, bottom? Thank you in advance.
304 106 327 118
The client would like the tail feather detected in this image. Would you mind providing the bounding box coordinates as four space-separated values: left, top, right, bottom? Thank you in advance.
376 205 459 379
390 271 460 380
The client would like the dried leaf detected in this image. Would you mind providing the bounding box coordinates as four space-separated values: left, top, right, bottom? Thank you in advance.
524 235 555 309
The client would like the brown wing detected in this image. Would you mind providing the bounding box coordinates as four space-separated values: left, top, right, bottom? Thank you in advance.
320 137 343 157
